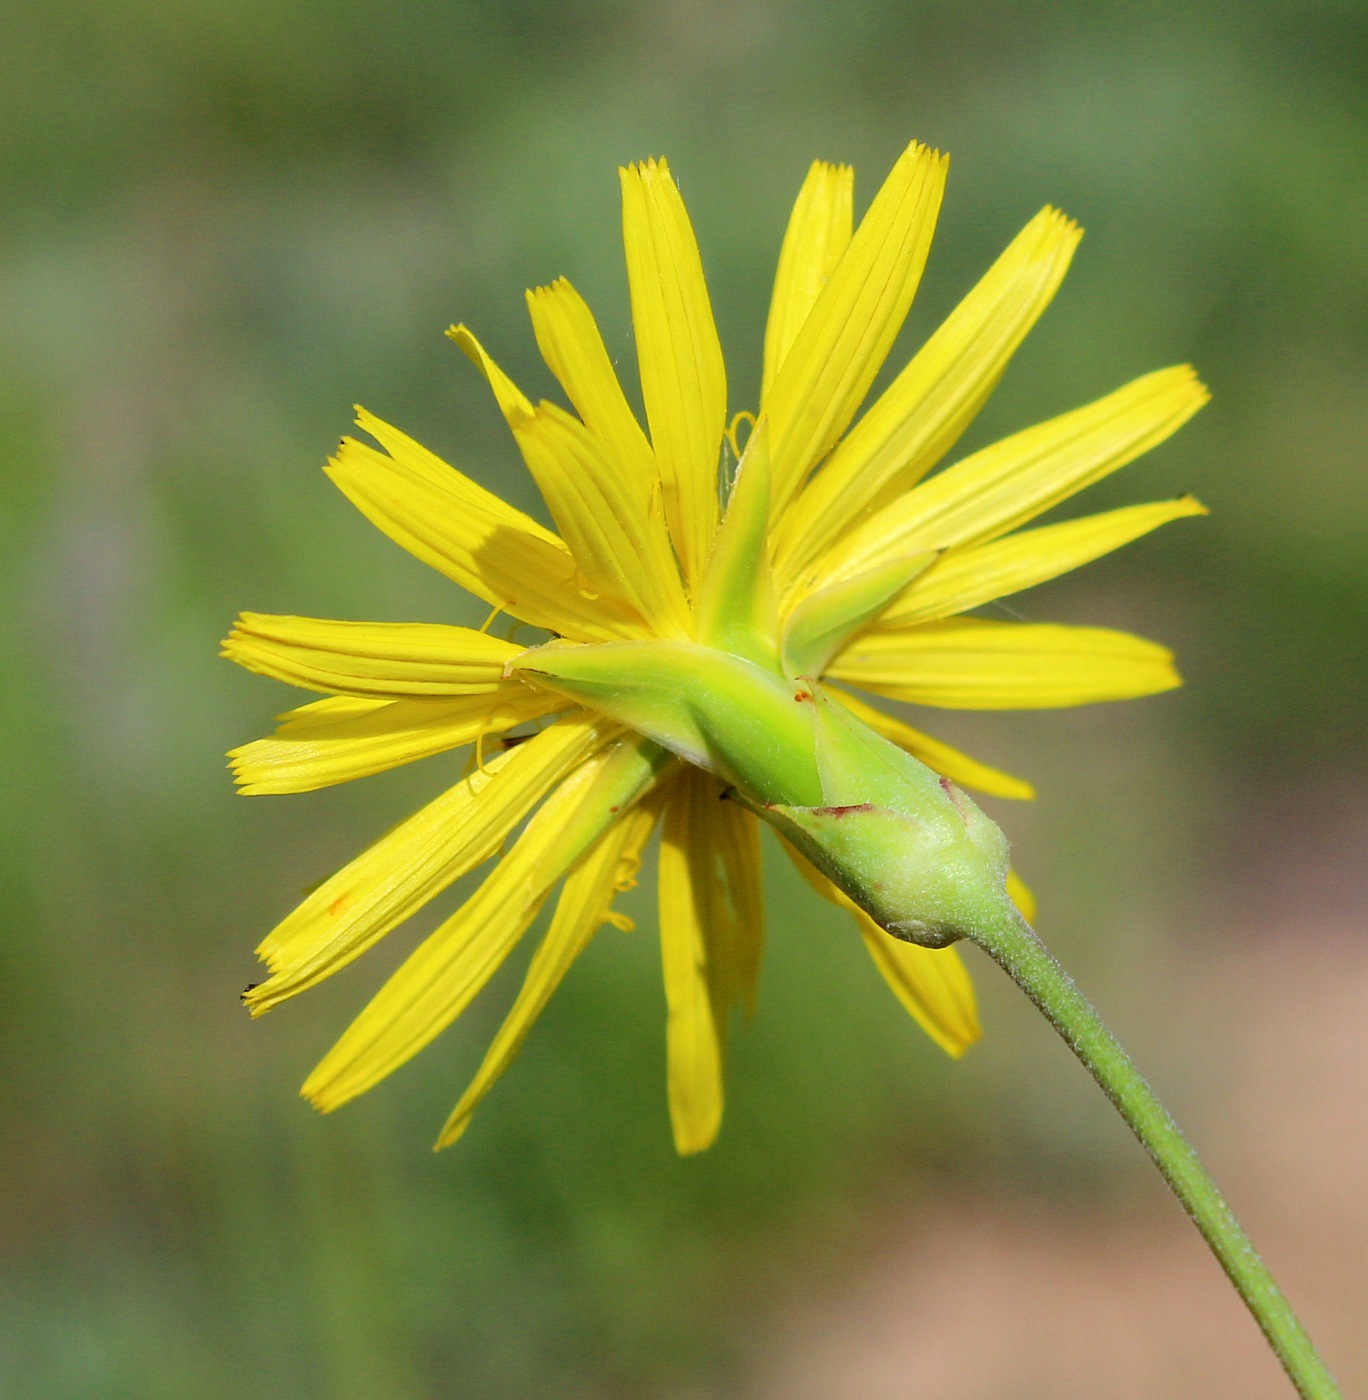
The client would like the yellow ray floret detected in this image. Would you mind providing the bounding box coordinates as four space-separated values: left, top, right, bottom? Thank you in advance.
509 401 693 638
222 614 525 697
620 157 726 588
246 717 613 1013
878 496 1208 628
329 412 643 643
762 159 854 402
657 768 765 1154
435 796 663 1150
453 320 690 635
1006 869 1037 925
788 845 981 1057
303 735 668 1112
773 206 1082 579
830 618 1180 709
524 278 659 503
229 689 559 795
807 365 1208 594
763 140 948 516
445 324 534 423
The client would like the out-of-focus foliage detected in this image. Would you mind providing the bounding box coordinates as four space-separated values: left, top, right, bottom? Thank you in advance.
1 3 1365 1396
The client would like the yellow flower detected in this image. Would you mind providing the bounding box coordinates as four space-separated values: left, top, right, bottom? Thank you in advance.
224 143 1207 1154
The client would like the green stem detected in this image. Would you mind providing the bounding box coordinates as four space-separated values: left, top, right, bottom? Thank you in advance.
518 637 1339 1392
971 910 1340 1400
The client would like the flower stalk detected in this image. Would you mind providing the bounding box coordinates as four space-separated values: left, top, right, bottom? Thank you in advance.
521 631 1341 1400
968 911 1341 1400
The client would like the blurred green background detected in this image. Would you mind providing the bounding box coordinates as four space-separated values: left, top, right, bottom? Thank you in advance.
3 2 1366 1396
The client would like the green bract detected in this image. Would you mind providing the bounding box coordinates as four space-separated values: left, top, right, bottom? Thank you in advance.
515 415 1018 950
516 635 1016 950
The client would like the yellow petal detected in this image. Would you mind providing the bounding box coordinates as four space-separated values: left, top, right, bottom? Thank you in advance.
524 278 658 497
786 845 980 1056
673 777 767 1022
829 618 1181 709
244 716 613 1014
826 687 1035 800
452 321 696 644
657 769 765 1154
446 323 534 424
302 734 668 1113
774 207 1081 579
762 141 948 517
878 496 1208 628
228 689 559 795
510 401 692 637
657 796 724 1155
811 365 1209 588
447 330 678 631
761 160 854 402
223 613 523 698
715 796 765 1019
858 919 982 1056
620 158 725 587
269 695 378 727
328 416 640 642
434 795 664 1149
1006 868 1037 924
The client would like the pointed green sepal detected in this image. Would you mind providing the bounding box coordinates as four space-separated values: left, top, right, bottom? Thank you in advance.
742 692 1016 947
696 419 780 673
514 639 822 805
517 636 1017 950
781 553 936 678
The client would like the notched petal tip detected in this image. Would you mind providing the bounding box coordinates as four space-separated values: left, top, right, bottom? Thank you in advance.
220 614 258 666
620 154 671 182
1159 363 1212 414
350 404 389 439
523 276 581 318
1170 364 1209 403
895 135 943 163
242 959 285 1015
1039 204 1084 240
225 745 253 782
1128 637 1183 695
300 1077 340 1113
